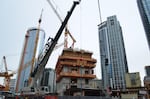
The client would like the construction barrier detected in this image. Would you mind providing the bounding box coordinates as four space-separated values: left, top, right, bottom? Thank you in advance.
58 96 111 99
14 95 58 99
45 95 58 99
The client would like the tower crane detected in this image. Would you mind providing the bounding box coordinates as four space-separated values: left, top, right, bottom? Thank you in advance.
0 56 16 91
47 0 76 48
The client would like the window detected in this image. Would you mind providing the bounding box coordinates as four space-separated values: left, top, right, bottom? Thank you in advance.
105 58 108 65
44 72 49 86
110 19 114 25
71 78 77 84
85 70 89 74
130 73 137 85
71 67 77 72
92 70 94 74
85 79 89 84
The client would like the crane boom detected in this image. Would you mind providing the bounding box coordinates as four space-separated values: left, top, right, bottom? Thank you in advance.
28 9 44 85
30 1 80 87
47 0 77 48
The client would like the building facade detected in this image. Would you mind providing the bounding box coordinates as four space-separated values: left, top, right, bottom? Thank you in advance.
137 0 150 49
98 15 128 89
144 66 150 98
91 78 102 89
125 72 141 88
144 76 150 98
55 48 97 96
9 79 16 92
15 28 45 92
145 65 150 76
40 68 56 93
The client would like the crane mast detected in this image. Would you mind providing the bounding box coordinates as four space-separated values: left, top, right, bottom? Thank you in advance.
28 9 43 85
0 56 16 91
30 1 80 87
3 56 8 73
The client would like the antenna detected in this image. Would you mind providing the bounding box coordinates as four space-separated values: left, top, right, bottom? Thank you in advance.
39 9 44 24
98 0 102 23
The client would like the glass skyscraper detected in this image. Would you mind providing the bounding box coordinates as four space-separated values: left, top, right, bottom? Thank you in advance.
98 15 128 89
145 66 150 76
137 0 150 49
15 28 45 92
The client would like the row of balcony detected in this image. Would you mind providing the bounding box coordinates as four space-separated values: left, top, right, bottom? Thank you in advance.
56 71 96 82
60 61 96 68
56 61 96 74
59 56 97 63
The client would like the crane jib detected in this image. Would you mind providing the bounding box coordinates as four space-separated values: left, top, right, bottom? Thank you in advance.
30 1 80 80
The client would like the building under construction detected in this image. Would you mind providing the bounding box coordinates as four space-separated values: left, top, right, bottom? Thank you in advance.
55 48 104 96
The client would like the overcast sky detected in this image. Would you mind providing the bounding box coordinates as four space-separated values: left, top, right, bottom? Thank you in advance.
0 0 150 86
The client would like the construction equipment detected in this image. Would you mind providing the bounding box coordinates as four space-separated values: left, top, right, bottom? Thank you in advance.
0 56 16 91
47 0 76 48
19 0 80 95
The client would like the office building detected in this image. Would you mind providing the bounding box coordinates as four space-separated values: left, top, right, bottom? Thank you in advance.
98 15 128 89
15 28 45 92
145 65 150 76
9 79 16 92
40 68 56 93
137 0 150 49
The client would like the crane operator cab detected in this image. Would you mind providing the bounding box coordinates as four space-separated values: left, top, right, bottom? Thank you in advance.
37 36 53 64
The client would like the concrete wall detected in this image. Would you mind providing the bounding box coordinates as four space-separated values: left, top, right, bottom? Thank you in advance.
125 72 141 88
121 93 138 99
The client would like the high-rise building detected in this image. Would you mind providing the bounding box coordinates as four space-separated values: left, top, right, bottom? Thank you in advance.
145 65 150 76
15 28 45 92
40 68 56 93
137 0 150 49
98 15 128 89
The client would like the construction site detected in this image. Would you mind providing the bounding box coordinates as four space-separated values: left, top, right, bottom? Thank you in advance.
0 0 107 99
1 0 149 99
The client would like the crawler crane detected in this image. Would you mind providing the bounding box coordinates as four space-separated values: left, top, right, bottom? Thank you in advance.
19 1 80 95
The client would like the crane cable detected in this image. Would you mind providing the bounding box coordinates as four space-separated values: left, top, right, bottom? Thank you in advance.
79 0 82 49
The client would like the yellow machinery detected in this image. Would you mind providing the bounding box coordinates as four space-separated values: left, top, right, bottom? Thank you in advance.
0 56 16 91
